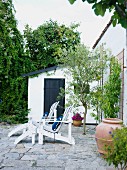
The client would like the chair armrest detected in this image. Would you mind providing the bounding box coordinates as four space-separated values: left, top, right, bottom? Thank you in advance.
44 120 71 123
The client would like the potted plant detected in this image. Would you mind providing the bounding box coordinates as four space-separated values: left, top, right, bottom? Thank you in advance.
72 113 83 126
94 57 123 155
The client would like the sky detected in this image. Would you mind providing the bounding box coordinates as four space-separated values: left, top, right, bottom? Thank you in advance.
13 0 111 48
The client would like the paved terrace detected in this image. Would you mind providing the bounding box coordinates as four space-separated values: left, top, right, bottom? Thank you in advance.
0 123 114 170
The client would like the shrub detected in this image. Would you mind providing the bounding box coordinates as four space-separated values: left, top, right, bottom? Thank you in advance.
104 127 127 170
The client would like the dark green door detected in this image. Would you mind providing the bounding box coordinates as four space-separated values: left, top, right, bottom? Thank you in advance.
44 78 65 117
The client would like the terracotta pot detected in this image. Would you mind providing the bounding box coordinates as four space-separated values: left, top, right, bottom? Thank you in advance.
95 118 123 155
73 120 82 126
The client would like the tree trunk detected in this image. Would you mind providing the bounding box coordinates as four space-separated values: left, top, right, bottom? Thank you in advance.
83 103 87 135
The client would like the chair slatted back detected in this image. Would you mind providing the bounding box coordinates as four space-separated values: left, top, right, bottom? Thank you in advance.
48 101 59 120
55 106 73 133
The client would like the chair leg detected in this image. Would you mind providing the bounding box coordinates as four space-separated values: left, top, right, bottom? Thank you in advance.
38 132 43 144
32 133 36 145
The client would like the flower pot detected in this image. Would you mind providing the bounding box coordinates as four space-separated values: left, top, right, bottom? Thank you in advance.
73 120 82 126
95 118 123 155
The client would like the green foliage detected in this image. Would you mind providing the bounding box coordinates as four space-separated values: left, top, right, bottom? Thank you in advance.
58 44 108 134
90 86 103 122
92 2 107 16
68 0 127 28
91 57 121 119
101 57 121 118
23 20 81 71
104 127 127 170
0 0 31 123
69 0 76 4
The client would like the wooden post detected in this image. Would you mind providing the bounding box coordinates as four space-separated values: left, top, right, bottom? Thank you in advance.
123 26 127 125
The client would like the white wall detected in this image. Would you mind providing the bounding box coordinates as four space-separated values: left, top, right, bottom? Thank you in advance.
28 76 43 121
96 24 126 57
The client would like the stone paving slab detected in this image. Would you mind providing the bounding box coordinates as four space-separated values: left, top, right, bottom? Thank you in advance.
0 123 115 170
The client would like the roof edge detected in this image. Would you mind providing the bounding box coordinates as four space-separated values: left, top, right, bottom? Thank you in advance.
92 18 112 49
22 66 58 77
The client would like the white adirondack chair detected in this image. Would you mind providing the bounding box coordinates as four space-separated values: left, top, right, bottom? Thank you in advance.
38 106 75 145
8 101 59 145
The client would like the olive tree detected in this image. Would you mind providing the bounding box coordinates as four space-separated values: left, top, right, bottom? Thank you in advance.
58 44 108 134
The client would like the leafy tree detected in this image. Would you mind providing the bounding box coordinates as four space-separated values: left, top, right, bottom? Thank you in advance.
0 0 31 123
23 20 81 71
58 44 108 134
68 0 127 28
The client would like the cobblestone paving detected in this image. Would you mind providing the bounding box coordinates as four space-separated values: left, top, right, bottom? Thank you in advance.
0 123 115 170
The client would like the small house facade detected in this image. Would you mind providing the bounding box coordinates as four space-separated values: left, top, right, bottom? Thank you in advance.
23 66 97 124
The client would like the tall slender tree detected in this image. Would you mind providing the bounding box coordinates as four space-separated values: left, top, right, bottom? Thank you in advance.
0 0 31 123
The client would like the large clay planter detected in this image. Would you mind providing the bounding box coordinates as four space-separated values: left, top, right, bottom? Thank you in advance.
95 118 123 155
73 120 82 126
